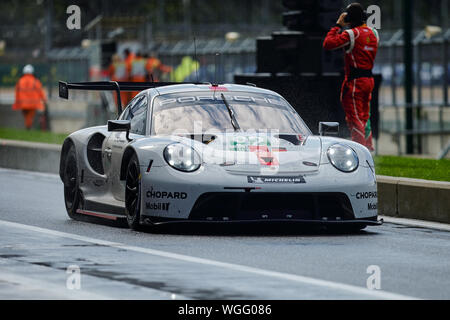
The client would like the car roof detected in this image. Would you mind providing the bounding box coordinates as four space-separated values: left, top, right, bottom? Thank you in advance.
144 83 283 97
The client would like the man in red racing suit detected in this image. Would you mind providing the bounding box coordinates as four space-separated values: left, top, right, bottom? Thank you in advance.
323 3 379 151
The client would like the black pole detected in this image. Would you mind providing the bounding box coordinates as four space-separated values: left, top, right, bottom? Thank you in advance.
416 42 422 153
44 0 53 131
444 38 449 107
45 0 53 55
403 0 414 154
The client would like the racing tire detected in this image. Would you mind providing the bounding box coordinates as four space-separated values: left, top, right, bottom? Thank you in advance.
125 153 142 230
63 144 81 220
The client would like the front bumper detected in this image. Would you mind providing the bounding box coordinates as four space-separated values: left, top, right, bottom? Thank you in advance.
139 161 378 223
188 192 355 221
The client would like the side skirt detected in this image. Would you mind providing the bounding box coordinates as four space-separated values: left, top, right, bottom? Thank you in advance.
76 209 124 221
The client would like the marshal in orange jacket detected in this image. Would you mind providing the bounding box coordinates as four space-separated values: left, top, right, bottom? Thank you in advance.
12 74 47 111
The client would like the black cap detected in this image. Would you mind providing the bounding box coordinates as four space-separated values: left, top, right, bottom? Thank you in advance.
344 3 367 28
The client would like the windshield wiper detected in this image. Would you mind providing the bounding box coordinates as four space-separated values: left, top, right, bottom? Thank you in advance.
221 93 241 132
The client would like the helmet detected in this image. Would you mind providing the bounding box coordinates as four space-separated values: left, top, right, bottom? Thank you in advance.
23 64 34 75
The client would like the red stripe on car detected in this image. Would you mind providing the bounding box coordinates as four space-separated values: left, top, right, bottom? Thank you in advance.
76 209 118 221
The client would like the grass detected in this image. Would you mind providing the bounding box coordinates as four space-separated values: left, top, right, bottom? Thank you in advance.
0 127 67 145
0 127 448 182
374 155 450 182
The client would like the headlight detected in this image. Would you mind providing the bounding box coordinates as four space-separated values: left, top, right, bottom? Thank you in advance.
327 143 359 172
163 143 201 172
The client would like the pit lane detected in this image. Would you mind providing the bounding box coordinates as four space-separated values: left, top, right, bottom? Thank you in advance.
0 168 449 299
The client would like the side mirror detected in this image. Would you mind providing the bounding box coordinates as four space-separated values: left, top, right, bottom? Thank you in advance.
108 120 130 132
108 120 131 141
319 122 339 136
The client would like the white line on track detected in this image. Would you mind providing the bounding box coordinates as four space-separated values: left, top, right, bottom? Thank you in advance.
0 219 418 300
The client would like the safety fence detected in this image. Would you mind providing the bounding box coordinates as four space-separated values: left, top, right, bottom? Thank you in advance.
149 37 256 84
1 31 449 157
374 28 450 156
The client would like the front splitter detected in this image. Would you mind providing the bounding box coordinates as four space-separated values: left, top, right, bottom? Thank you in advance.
142 217 383 227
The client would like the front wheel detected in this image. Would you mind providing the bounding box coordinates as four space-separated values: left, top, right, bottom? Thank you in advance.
125 154 142 230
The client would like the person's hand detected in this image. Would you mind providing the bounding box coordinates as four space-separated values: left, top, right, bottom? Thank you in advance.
336 13 350 27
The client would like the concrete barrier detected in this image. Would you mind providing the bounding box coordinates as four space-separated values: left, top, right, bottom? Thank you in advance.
377 175 450 224
0 139 61 174
0 138 449 223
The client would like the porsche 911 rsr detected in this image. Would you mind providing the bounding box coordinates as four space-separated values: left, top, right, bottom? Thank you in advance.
59 81 381 231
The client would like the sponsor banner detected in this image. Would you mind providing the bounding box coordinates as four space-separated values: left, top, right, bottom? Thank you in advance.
354 191 378 199
146 202 171 211
368 202 377 210
146 188 187 200
247 175 305 184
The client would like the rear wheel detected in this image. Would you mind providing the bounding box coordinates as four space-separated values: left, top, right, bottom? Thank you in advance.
63 144 81 219
125 154 142 230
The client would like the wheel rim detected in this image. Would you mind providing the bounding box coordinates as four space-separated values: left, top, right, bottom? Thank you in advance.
125 161 140 219
64 157 77 209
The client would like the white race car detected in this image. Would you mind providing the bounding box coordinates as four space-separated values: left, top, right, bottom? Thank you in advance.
59 81 381 231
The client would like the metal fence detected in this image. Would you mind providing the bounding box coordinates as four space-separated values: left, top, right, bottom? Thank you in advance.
4 30 448 157
374 28 449 106
46 47 91 98
373 28 450 156
150 37 256 84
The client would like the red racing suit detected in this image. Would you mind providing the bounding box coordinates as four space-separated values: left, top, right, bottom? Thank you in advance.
323 24 379 150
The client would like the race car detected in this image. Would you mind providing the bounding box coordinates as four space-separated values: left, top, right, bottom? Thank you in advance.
59 81 381 231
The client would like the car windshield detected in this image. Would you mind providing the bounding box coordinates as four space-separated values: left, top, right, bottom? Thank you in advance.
151 91 311 136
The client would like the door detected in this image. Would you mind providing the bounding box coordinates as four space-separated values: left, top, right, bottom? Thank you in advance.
103 94 148 201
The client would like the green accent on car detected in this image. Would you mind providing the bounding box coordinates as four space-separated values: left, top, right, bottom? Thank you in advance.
228 136 271 151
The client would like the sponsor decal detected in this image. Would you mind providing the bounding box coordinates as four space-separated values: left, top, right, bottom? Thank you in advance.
272 147 287 152
159 95 285 107
146 202 170 211
249 145 279 166
247 175 305 184
146 188 187 200
368 202 377 210
209 86 228 91
228 136 271 152
355 191 378 199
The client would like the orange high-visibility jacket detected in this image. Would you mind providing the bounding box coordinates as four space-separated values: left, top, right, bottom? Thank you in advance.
125 53 136 80
108 61 128 81
12 74 46 111
130 57 147 82
146 57 172 82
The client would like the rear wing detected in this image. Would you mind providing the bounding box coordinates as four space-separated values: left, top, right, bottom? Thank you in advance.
58 81 202 114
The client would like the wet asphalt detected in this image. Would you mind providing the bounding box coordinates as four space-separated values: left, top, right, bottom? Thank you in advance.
0 168 449 299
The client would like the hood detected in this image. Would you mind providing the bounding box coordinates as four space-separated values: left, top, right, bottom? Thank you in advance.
191 132 322 175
